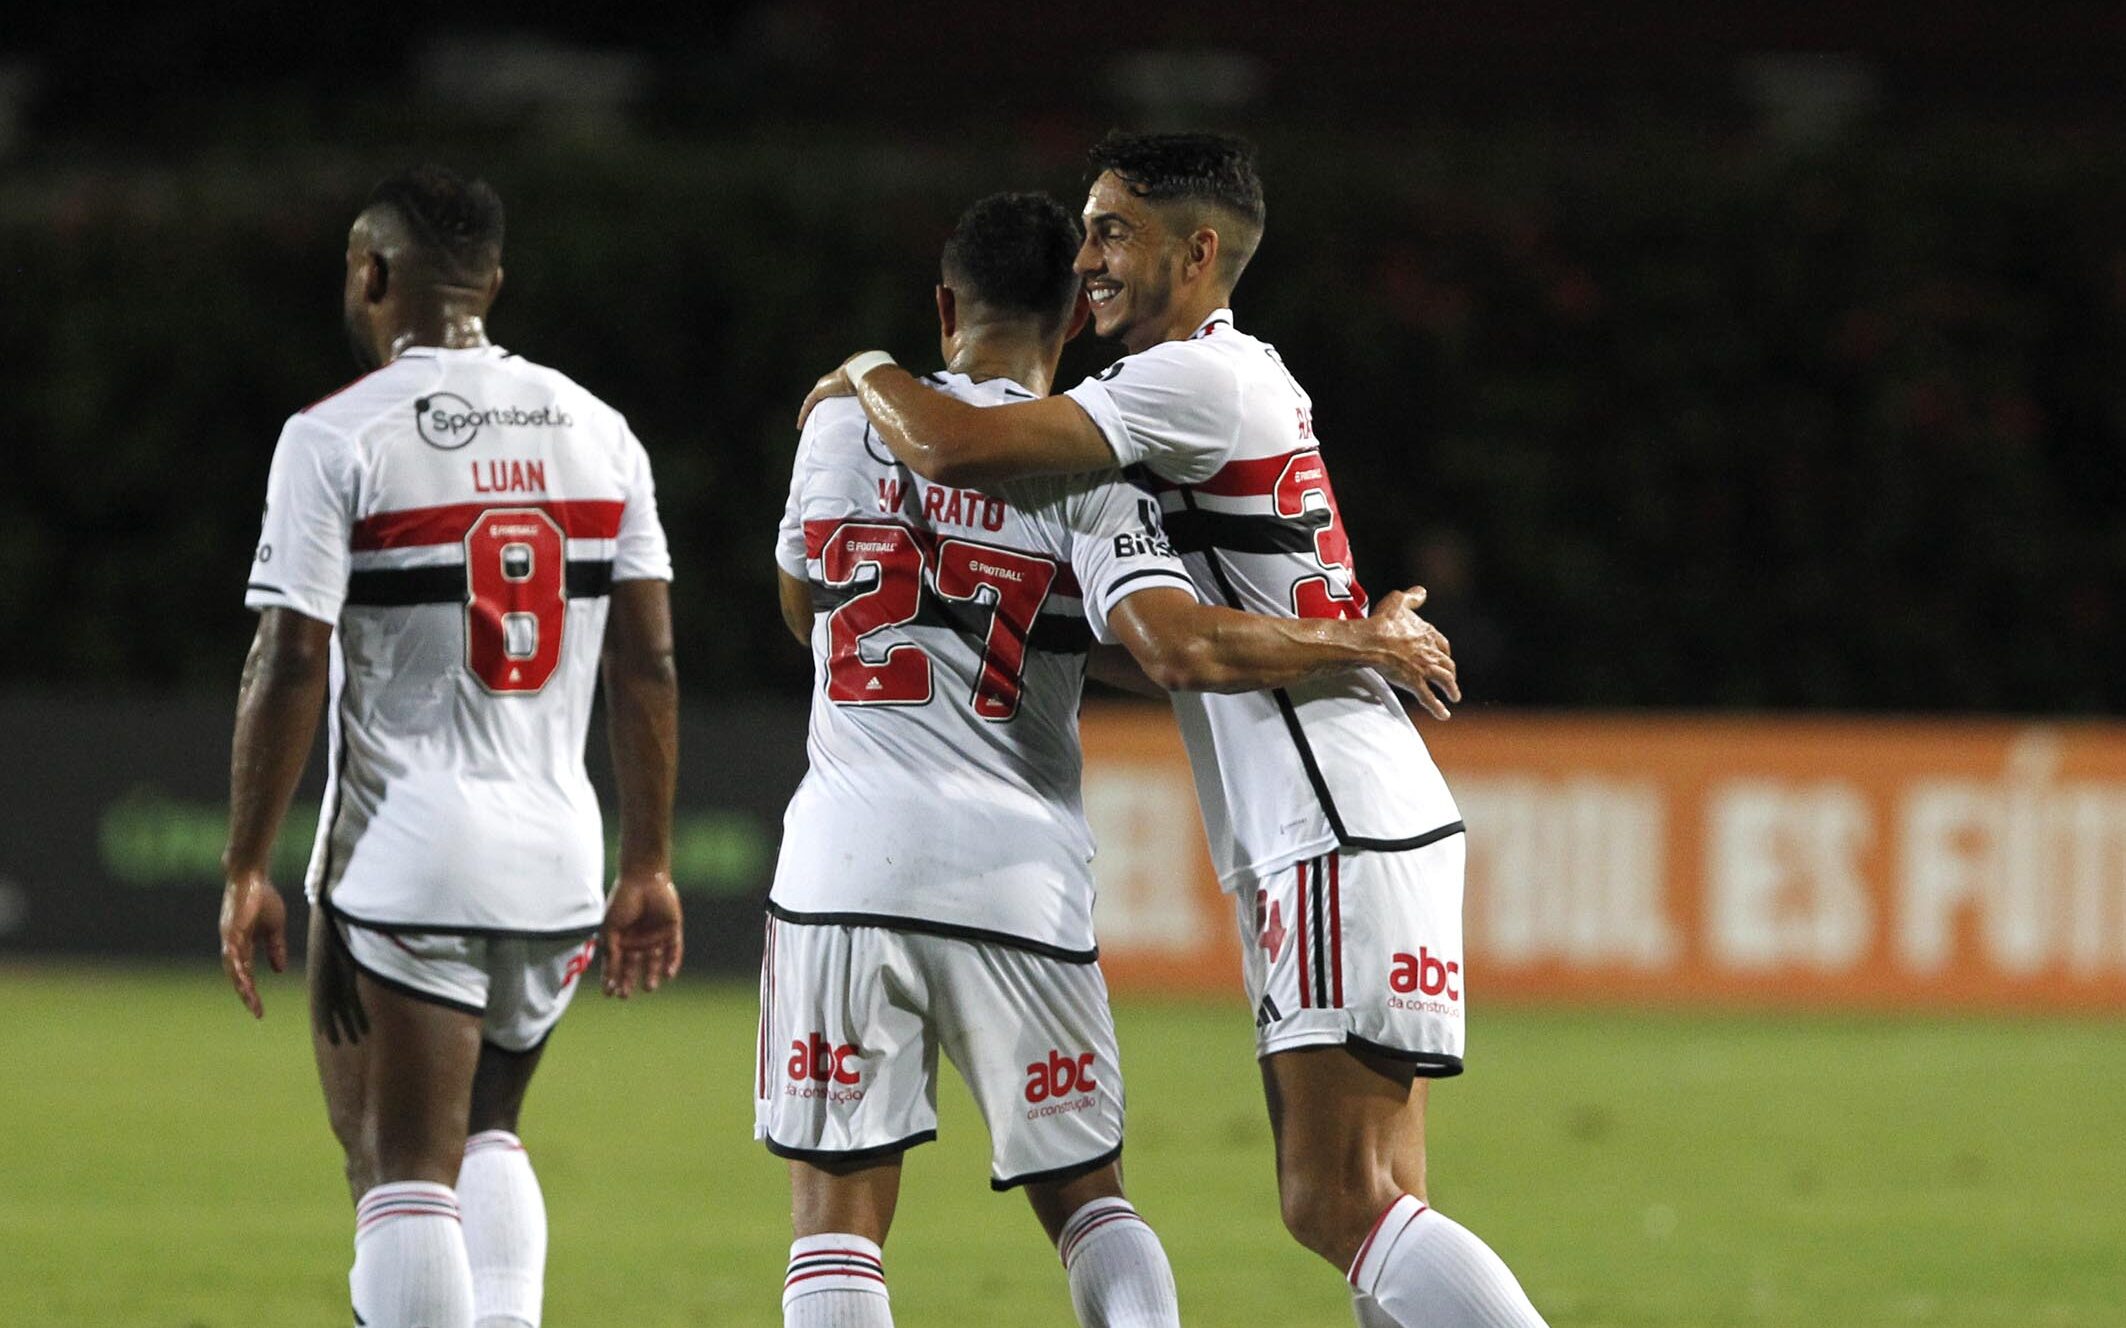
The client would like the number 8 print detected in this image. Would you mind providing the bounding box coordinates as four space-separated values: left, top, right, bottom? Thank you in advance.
465 508 567 693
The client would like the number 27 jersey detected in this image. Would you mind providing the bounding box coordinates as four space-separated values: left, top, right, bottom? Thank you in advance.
773 373 1195 959
245 345 672 936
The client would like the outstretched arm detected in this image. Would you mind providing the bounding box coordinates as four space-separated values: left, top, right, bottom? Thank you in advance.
600 578 684 998
219 607 333 1018
1107 586 1461 719
797 357 1116 488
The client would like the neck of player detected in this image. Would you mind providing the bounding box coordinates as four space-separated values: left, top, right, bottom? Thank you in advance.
1136 288 1231 353
946 327 1059 397
387 307 492 362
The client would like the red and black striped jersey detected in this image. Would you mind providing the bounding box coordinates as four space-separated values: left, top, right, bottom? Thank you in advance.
245 344 671 936
771 372 1196 959
1065 310 1462 892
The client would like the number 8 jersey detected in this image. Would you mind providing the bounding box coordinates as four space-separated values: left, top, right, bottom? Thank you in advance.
773 372 1197 960
245 345 672 937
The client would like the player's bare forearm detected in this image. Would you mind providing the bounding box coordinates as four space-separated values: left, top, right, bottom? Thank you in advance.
222 608 332 880
1113 590 1379 693
219 607 328 1017
601 579 679 878
1086 643 1166 699
854 368 1117 487
1109 586 1461 717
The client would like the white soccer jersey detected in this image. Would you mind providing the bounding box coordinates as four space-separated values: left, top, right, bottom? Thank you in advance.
244 345 672 935
1064 309 1462 892
773 372 1197 958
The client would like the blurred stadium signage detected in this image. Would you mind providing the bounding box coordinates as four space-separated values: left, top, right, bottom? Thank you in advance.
0 694 799 970
1084 710 2126 1009
8 694 2121 1010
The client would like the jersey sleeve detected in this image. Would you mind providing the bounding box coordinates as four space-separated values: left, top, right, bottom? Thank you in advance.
244 414 356 624
1065 478 1198 645
778 403 877 576
613 424 674 583
1062 341 1241 486
775 419 819 579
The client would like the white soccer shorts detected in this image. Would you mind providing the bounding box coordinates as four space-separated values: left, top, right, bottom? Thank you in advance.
754 917 1126 1190
1235 833 1467 1074
335 918 599 1053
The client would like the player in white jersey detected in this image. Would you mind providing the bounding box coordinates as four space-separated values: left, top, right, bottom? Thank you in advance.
217 166 684 1328
766 192 1460 1328
801 136 1547 1327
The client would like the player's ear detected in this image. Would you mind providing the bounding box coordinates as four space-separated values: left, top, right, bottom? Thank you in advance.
364 251 390 304
1185 226 1220 284
485 265 504 304
936 284 957 338
1065 287 1091 341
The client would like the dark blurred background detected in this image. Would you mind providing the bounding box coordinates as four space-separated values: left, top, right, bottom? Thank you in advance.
3 1 2121 711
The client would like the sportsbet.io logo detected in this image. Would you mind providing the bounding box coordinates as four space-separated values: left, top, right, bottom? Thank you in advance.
414 393 574 450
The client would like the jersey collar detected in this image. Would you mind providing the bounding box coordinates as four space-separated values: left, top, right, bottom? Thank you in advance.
1188 308 1235 340
393 343 508 362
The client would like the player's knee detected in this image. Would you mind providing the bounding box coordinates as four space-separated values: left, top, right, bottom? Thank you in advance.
1275 1155 1394 1266
371 1134 467 1187
1277 1174 1370 1264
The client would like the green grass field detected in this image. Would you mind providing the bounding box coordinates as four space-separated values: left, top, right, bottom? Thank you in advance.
1 968 2120 1327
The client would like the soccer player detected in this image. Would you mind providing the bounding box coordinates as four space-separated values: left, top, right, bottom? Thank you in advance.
217 165 684 1328
800 135 1547 1327
766 190 1460 1328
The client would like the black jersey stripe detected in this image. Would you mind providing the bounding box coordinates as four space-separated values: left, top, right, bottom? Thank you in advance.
765 900 1099 964
1163 508 1324 557
344 560 614 607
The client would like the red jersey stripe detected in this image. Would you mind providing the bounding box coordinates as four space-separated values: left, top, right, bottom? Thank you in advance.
1141 447 1319 499
352 500 625 551
1294 860 1311 1010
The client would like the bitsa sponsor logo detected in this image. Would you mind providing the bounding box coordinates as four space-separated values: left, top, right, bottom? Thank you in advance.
1023 1049 1099 1120
414 392 573 450
785 1033 865 1104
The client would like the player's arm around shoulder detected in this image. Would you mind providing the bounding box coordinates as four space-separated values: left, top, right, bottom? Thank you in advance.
798 355 1118 487
599 577 684 998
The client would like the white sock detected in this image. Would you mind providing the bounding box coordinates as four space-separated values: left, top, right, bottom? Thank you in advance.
1347 1194 1546 1327
458 1130 546 1328
1057 1197 1181 1328
350 1181 476 1328
783 1233 892 1326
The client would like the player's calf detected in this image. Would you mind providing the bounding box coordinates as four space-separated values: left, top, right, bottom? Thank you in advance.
459 1130 546 1328
1348 1195 1548 1328
350 1180 477 1328
783 1233 892 1327
1051 1195 1180 1328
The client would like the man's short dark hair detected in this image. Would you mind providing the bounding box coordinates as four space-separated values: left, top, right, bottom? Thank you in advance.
1087 131 1265 282
940 192 1084 327
365 165 505 285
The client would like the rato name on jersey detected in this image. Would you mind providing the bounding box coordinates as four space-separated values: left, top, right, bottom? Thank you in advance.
772 373 1196 958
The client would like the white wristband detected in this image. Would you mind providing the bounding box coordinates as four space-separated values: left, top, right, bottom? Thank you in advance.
843 351 896 389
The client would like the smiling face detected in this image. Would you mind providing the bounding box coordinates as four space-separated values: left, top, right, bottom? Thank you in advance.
1075 171 1190 354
